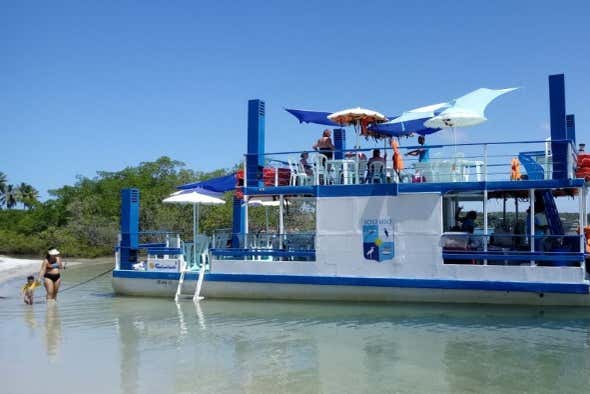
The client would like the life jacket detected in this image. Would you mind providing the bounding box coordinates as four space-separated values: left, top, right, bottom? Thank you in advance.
390 139 404 172
576 153 590 180
510 158 521 180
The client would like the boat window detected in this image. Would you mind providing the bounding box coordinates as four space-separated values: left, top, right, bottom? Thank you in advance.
441 189 584 267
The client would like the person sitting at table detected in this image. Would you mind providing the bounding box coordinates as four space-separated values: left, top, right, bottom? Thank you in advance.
312 129 336 159
366 149 386 183
368 149 385 165
299 152 313 176
455 206 476 233
406 135 430 163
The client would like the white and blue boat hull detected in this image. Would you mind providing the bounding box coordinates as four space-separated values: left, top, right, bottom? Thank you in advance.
112 270 590 306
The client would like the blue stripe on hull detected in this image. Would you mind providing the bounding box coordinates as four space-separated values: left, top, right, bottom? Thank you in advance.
112 270 589 295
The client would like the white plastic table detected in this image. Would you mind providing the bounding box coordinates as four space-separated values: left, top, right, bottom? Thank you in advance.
327 159 357 184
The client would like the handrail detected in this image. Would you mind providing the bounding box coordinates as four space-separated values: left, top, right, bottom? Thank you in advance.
247 139 574 157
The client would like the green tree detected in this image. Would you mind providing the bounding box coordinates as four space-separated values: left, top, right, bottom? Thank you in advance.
17 182 40 209
3 184 19 209
0 156 239 256
0 172 7 209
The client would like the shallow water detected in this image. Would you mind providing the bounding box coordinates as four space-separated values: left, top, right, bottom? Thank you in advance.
2 262 590 394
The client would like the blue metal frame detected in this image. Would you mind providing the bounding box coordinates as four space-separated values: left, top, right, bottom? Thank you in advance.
243 179 583 197
211 248 316 259
443 252 584 262
566 114 576 143
231 196 244 248
333 128 346 160
549 74 568 180
120 188 140 270
246 99 265 187
146 247 183 255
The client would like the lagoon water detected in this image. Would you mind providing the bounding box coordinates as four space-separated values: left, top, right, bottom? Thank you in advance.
2 262 590 393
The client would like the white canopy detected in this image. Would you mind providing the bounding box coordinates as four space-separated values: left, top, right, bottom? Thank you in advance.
163 189 225 205
163 188 225 267
327 107 387 125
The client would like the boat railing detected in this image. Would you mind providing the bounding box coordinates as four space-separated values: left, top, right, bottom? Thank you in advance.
116 231 189 271
441 232 585 267
244 139 577 187
211 231 316 261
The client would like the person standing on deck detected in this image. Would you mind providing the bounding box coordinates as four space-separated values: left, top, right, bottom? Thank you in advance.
313 129 336 159
406 135 430 163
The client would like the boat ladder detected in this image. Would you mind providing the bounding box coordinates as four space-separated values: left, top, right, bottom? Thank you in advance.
174 261 206 302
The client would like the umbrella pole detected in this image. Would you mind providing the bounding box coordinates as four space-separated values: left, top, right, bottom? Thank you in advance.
356 120 360 184
279 195 284 248
193 203 198 268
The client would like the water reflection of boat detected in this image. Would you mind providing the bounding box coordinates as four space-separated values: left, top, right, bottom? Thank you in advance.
113 74 590 306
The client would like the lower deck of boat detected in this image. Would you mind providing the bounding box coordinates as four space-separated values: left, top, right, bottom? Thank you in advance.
112 270 590 306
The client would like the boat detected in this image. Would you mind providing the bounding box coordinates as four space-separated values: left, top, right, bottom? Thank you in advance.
112 74 590 306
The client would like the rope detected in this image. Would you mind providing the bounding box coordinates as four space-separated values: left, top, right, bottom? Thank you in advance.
60 267 114 293
0 266 115 299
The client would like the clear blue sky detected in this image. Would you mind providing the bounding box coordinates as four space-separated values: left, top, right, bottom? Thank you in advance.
1 1 589 200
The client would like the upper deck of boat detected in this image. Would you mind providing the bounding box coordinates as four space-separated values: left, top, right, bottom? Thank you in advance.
242 139 584 198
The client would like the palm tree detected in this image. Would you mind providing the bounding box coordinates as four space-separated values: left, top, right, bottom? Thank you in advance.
3 184 18 209
17 182 40 209
0 172 6 209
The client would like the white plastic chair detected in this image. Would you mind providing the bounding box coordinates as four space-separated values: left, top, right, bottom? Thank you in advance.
356 160 368 184
368 161 385 183
314 153 329 185
328 160 344 184
288 159 308 186
297 162 312 185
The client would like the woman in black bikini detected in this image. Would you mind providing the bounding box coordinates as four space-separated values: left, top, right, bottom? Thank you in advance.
39 248 63 301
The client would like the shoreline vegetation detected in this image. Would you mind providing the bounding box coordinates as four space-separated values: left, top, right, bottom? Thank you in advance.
0 157 235 257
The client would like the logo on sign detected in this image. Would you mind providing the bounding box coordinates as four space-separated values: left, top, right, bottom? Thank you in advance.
362 217 394 262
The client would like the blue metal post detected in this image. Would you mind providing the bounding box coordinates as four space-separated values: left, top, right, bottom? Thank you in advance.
566 114 576 144
231 196 244 248
549 74 567 180
246 99 265 187
333 128 346 160
120 188 139 270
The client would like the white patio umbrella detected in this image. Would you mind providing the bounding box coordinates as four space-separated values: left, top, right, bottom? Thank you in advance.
163 188 225 267
328 107 387 148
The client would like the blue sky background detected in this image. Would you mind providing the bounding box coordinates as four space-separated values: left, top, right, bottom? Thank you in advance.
1 1 589 202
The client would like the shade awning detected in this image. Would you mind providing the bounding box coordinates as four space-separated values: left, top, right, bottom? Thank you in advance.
285 108 341 126
368 118 442 137
285 108 430 138
178 173 236 192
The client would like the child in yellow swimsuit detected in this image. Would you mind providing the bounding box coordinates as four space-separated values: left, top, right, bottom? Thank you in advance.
21 275 40 305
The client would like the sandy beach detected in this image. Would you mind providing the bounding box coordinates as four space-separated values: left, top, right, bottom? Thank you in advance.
0 255 80 284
